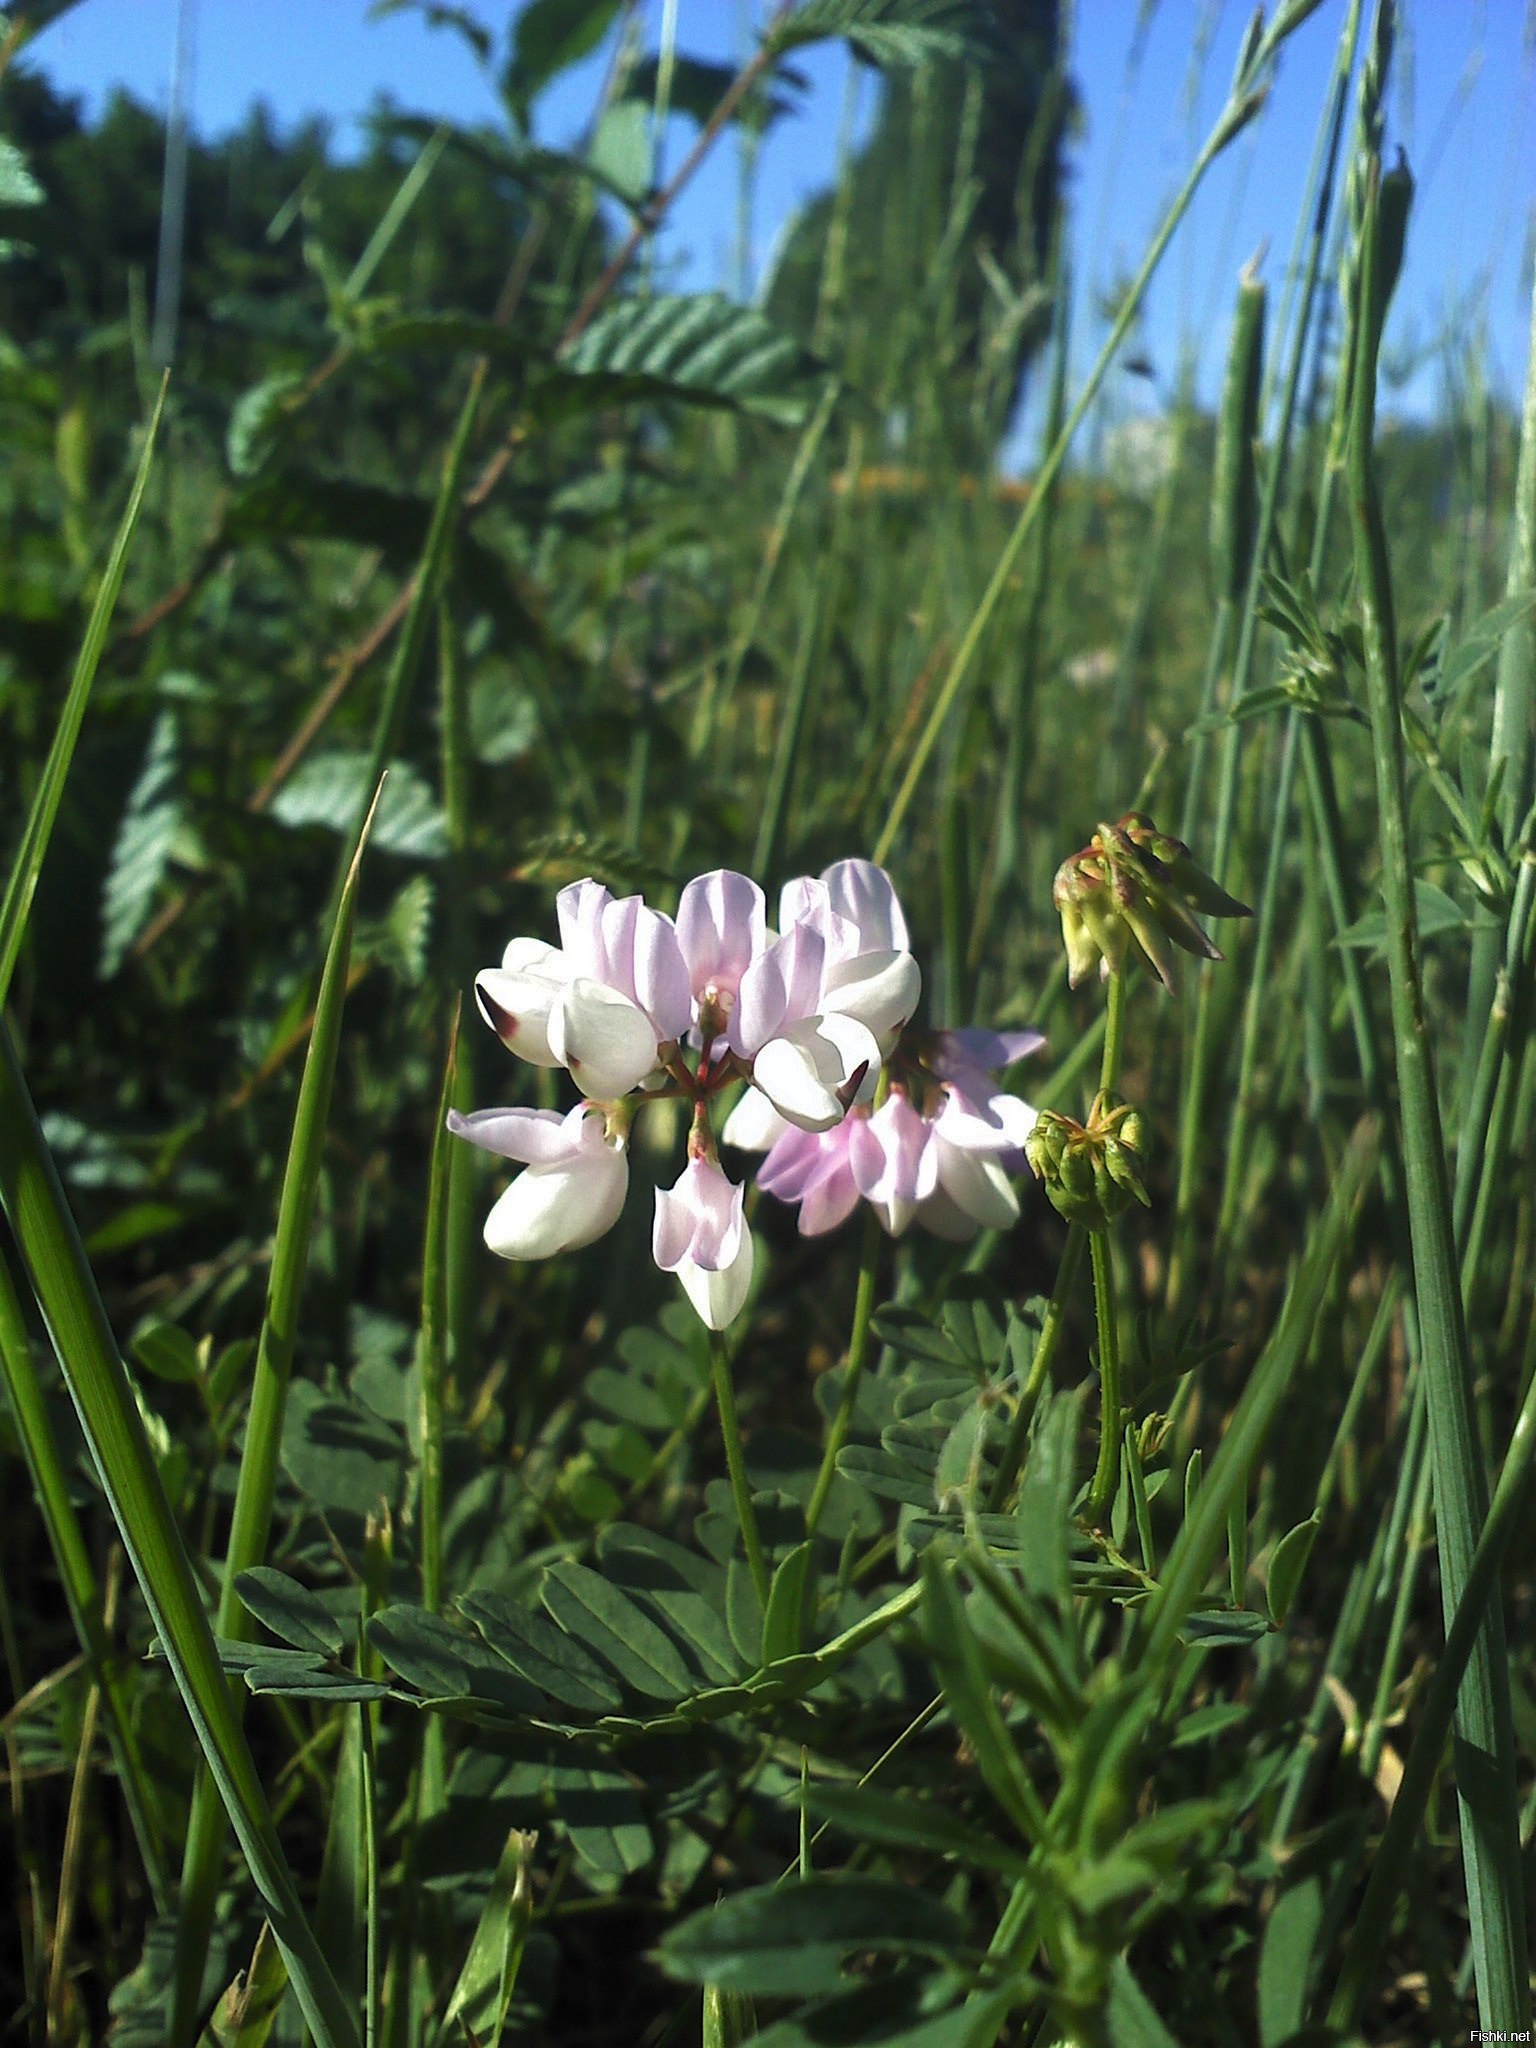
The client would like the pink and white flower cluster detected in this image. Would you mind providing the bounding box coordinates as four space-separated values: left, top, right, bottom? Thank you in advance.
450 862 923 1329
726 1026 1043 1241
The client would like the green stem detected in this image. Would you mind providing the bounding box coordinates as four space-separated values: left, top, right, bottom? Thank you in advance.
1084 1231 1123 1527
0 1022 359 2048
174 791 378 2044
986 1224 1086 1512
804 1208 882 1543
0 1247 169 1909
710 1332 769 1612
1327 1341 1536 2031
1348 149 1528 2034
871 18 1296 866
1099 970 1127 1096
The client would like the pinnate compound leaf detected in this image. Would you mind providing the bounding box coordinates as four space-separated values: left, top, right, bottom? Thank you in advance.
767 0 991 67
657 1876 964 1997
506 0 626 112
270 753 447 859
1427 588 1536 711
594 1527 743 1683
457 1590 623 1713
281 1381 404 1520
543 294 820 426
226 372 305 476
245 1661 392 1703
1334 878 1481 956
368 1605 544 1713
100 712 182 979
540 1562 695 1700
234 1568 346 1659
921 1553 1043 1840
1179 1608 1270 1646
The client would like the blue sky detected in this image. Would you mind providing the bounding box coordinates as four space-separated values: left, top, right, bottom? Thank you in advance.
26 1 1536 429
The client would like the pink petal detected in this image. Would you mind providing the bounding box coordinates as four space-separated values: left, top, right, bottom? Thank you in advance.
676 869 766 1006
632 908 692 1040
733 921 826 1055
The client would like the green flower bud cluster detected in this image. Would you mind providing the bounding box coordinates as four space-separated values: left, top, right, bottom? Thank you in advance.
1053 811 1252 990
1025 1090 1150 1230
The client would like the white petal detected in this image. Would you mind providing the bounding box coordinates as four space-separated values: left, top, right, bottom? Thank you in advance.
474 967 565 1067
721 1088 792 1152
448 1105 571 1164
821 950 922 1040
733 921 825 1055
912 1186 986 1242
547 978 660 1099
820 859 910 952
933 1140 1020 1230
499 935 570 978
555 879 612 976
750 1031 841 1132
932 1088 1036 1154
632 910 692 1040
652 1157 743 1270
676 869 766 1003
482 1145 628 1259
676 1224 755 1330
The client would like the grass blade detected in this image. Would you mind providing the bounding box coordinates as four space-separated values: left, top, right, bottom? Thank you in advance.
1132 1123 1372 1681
1347 131 1529 2032
0 378 167 1009
173 785 382 2041
0 1249 170 1908
0 1018 360 2048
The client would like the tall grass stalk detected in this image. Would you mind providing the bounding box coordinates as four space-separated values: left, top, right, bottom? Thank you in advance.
1171 0 1365 1296
1459 264 1536 1126
0 380 165 1009
0 1250 170 1908
1327 1345 1536 2029
0 1021 359 2048
1346 143 1528 2031
173 788 379 2041
871 7 1308 866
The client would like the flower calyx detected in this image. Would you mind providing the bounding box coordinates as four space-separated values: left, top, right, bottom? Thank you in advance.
1054 811 1251 990
1024 1089 1150 1230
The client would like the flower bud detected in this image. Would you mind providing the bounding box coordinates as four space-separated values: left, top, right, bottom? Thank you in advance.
1053 813 1251 989
1024 1091 1150 1231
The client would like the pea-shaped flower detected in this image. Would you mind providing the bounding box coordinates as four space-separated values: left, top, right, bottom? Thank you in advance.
653 1155 755 1330
446 1103 628 1259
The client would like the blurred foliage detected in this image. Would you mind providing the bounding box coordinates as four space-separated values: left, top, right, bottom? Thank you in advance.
0 3 1530 2045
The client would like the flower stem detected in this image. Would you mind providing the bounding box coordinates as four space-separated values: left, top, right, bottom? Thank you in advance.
1084 1229 1123 1527
805 1207 882 1542
986 1222 1085 1511
1080 967 1130 1527
1100 968 1127 1096
710 1331 770 1612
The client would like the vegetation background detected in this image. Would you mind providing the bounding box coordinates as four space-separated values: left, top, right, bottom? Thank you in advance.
0 1 1533 2045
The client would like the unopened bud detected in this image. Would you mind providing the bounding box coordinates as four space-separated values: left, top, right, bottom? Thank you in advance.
1025 1092 1151 1230
1053 813 1251 990
1137 1411 1173 1462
